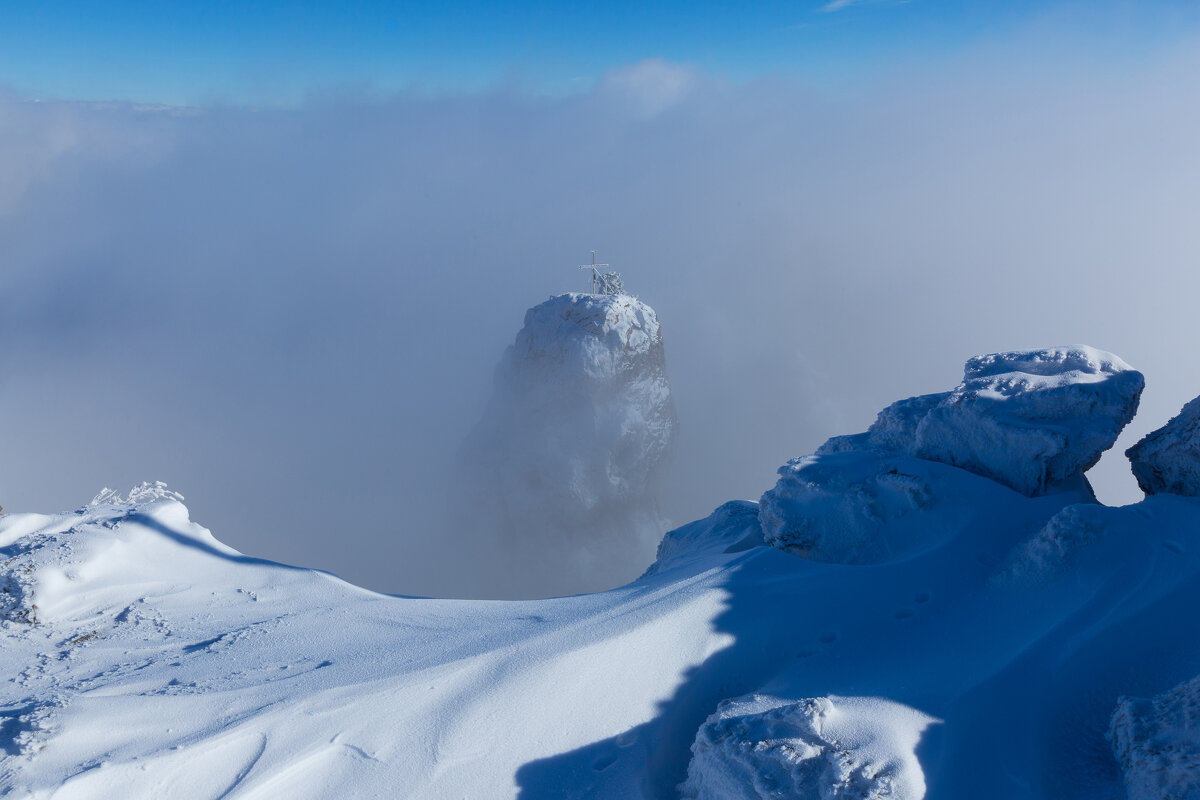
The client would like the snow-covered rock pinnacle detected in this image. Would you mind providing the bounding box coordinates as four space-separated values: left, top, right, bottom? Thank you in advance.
819 345 1144 497
1126 395 1200 497
455 292 677 598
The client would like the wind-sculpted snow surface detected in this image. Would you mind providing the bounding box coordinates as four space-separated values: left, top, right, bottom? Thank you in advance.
10 478 1200 799
819 346 1143 496
456 292 677 598
0 488 735 798
680 694 938 800
1110 674 1200 800
1127 395 1200 497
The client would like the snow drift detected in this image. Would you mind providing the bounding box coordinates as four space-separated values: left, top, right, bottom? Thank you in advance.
455 291 677 598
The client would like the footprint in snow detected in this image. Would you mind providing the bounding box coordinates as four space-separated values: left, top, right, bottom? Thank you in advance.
593 752 618 771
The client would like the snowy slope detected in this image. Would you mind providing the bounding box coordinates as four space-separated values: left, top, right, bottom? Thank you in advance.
4 348 1200 799
5 482 1200 799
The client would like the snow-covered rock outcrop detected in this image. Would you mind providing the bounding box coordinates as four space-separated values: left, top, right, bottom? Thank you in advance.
760 346 1135 563
1126 395 1200 497
820 346 1143 497
456 292 677 597
680 694 938 800
1110 674 1200 800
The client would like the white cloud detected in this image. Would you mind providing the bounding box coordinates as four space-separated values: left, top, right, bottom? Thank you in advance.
820 0 899 12
3 39 1200 596
598 58 700 117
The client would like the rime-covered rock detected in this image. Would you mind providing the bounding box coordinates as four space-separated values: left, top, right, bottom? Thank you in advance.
761 346 1136 563
1126 395 1200 497
820 346 1143 496
456 292 677 597
1110 674 1200 800
680 694 938 800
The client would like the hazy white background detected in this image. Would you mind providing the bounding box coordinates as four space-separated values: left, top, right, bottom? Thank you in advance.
2 33 1199 595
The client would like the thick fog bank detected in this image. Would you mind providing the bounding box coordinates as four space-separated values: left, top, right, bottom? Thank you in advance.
3 37 1200 595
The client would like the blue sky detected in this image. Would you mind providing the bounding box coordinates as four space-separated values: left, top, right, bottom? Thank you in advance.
2 0 1199 104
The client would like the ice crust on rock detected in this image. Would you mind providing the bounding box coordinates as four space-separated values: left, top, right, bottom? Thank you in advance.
1110 674 1200 800
680 694 938 800
820 346 1143 496
1127 395 1200 497
456 292 677 597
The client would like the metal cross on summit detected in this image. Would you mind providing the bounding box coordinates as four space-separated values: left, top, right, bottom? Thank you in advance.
577 251 623 295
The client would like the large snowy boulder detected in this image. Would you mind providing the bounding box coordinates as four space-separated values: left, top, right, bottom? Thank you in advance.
821 346 1143 497
1110 674 1200 800
760 346 1137 563
1126 395 1200 497
680 694 938 800
455 292 677 598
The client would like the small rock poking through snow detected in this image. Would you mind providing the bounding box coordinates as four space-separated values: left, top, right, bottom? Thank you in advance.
819 346 1143 497
1110 673 1200 800
1127 395 1200 497
994 503 1110 583
646 500 763 576
680 694 939 800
